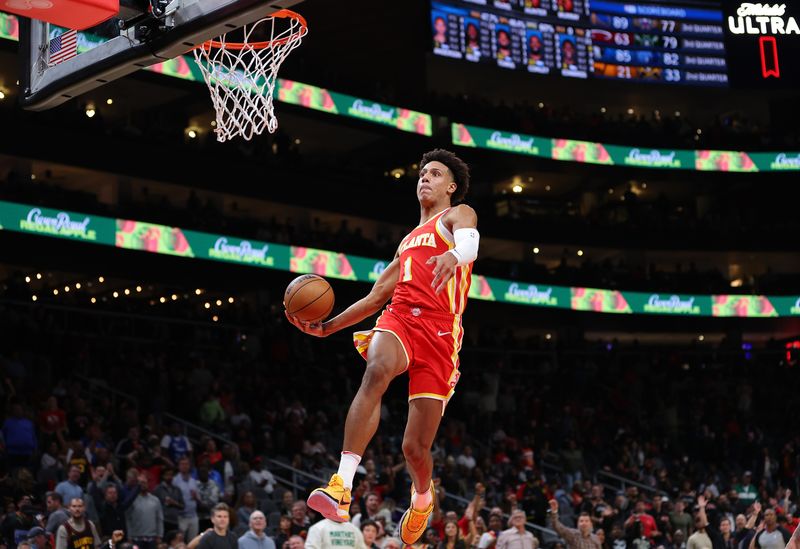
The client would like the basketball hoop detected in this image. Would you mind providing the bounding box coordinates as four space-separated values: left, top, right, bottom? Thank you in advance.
193 9 307 142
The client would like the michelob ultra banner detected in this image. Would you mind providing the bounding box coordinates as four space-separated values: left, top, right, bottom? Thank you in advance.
0 201 116 244
278 79 432 136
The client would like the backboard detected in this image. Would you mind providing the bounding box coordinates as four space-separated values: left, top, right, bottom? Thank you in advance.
19 0 304 111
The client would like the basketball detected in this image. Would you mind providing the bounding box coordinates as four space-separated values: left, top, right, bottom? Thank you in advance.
284 274 335 323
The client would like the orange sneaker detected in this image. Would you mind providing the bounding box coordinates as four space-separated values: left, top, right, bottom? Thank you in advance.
399 481 435 545
307 474 352 522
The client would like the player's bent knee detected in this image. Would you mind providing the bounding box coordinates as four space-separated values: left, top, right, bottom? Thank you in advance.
361 362 396 391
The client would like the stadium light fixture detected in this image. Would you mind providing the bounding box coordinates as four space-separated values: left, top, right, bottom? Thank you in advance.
533 247 540 254
512 184 523 193
85 104 96 118
577 249 584 257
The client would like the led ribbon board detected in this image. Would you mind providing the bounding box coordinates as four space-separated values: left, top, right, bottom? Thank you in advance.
1 200 798 318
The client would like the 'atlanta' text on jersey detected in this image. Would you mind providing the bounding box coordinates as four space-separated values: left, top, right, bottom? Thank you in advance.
392 208 472 315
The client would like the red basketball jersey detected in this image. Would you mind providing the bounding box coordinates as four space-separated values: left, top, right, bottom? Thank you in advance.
392 208 472 315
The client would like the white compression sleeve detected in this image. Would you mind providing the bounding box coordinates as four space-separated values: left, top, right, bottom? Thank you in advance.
448 228 480 266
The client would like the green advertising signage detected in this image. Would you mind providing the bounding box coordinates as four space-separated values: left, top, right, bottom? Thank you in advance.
2 199 799 318
451 122 800 173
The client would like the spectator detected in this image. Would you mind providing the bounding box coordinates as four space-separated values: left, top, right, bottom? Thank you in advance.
359 520 380 549
274 516 292 549
249 460 276 496
688 498 713 549
497 511 536 549
670 501 693 539
351 494 390 531
3 496 36 549
55 499 103 549
305 519 365 549
155 468 185 534
289 503 309 539
56 467 85 507
456 447 476 473
172 458 200 541
27 526 51 549
45 492 69 535
623 502 657 541
197 504 237 549
166 531 186 549
197 466 221 528
236 493 257 528
750 509 790 549
115 428 144 465
91 481 136 537
439 519 468 549
38 397 67 438
126 473 164 549
3 404 37 467
477 513 503 549
161 424 193 463
549 500 602 549
287 536 305 549
238 511 275 549
735 474 757 511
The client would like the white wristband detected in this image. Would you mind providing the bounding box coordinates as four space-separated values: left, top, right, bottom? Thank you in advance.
448 228 479 266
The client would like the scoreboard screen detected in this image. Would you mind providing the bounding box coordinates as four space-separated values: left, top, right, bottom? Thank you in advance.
431 0 729 87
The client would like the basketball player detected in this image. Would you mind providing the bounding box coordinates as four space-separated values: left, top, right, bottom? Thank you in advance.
286 149 479 545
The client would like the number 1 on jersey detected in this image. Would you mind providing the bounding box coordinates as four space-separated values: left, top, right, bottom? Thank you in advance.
402 256 413 282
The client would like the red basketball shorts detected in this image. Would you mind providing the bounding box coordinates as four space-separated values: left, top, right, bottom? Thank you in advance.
353 304 463 412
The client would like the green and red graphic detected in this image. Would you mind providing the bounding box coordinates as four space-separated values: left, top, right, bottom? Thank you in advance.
277 78 338 113
452 124 477 148
571 288 632 313
552 139 613 165
0 12 19 41
695 150 757 172
116 220 194 257
290 246 357 280
712 295 778 317
468 275 496 301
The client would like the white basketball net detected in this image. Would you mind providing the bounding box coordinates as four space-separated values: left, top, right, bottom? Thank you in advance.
193 12 306 142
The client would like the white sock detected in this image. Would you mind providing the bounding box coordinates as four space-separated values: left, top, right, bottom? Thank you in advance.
412 485 433 510
337 451 361 489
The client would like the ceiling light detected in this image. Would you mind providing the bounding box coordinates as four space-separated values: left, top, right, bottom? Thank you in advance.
216 299 222 306
91 297 97 304
212 315 219 322
512 184 523 193
195 289 202 295
136 286 142 292
600 107 606 113
627 108 634 115
577 249 584 256
0 91 6 100
187 129 197 139
228 297 234 303
112 291 119 298
75 283 81 289
171 294 178 301
53 289 59 295
36 273 42 280
31 295 37 301
25 276 30 283
106 98 113 105
204 302 211 309
533 247 540 254
698 335 705 341
159 296 167 303
545 185 551 191
85 106 96 118
64 286 70 292
98 276 105 283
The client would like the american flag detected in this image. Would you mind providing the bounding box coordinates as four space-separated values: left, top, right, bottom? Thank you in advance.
48 30 77 67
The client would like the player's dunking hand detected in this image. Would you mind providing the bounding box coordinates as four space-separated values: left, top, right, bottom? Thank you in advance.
285 311 327 337
427 252 458 294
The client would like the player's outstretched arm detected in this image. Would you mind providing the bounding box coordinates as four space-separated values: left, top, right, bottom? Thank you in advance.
428 204 479 294
286 255 400 337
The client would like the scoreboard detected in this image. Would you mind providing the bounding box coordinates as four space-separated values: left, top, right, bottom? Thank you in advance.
431 0 730 87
